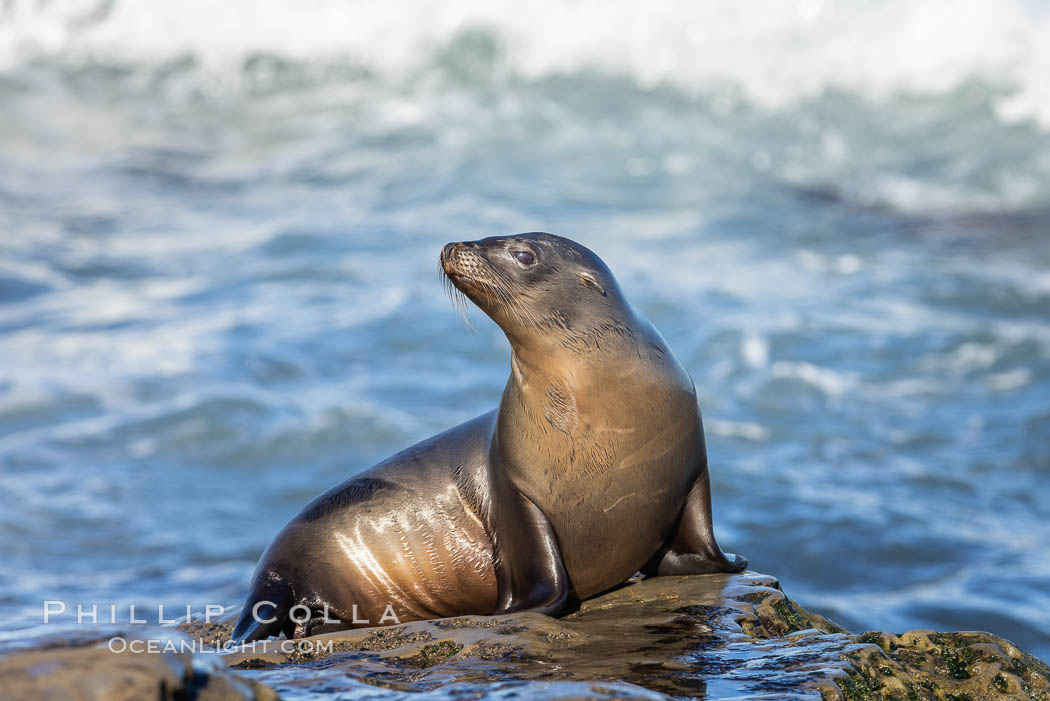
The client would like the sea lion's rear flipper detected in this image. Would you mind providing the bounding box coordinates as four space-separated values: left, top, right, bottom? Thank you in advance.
230 572 295 643
491 491 569 616
643 469 748 576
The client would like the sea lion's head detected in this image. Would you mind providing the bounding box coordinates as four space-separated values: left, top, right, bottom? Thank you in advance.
441 233 632 354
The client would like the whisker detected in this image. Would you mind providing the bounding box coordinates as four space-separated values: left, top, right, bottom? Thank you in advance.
489 266 540 328
440 264 476 333
439 254 544 335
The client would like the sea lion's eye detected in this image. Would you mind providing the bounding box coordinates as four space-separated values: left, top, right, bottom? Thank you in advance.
513 250 536 266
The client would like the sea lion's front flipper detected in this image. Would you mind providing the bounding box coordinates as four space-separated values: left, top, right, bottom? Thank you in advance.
491 491 568 616
230 571 295 643
643 469 748 576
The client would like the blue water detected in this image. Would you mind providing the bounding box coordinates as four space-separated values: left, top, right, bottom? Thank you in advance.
1 0 1049 663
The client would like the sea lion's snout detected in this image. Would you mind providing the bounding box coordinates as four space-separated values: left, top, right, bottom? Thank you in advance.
441 240 488 285
441 242 457 272
441 241 464 279
441 242 468 273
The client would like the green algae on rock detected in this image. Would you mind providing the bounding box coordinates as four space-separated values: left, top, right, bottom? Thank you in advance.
818 629 1050 701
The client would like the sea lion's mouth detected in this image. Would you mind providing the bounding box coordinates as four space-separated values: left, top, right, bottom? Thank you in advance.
441 263 471 285
447 271 494 296
444 271 470 283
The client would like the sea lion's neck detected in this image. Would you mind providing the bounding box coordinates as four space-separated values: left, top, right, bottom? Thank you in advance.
503 313 646 402
501 307 688 414
504 305 643 366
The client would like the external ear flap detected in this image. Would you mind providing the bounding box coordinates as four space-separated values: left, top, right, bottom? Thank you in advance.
578 272 606 296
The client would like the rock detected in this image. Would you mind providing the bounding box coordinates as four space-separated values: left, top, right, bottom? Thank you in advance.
204 572 1050 700
0 632 277 701
822 629 1050 701
7 572 1049 700
207 572 861 699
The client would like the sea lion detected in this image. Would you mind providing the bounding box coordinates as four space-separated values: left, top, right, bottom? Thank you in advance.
231 232 746 642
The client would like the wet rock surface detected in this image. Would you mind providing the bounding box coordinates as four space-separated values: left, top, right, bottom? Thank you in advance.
209 572 1049 700
4 572 1048 700
823 629 1050 701
0 632 277 701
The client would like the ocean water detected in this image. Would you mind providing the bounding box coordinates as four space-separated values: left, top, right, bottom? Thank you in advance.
1 0 1049 664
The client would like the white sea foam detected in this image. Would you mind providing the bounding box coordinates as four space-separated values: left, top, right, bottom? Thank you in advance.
985 367 1033 392
771 361 857 397
741 332 770 369
2 0 1050 126
706 418 770 442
